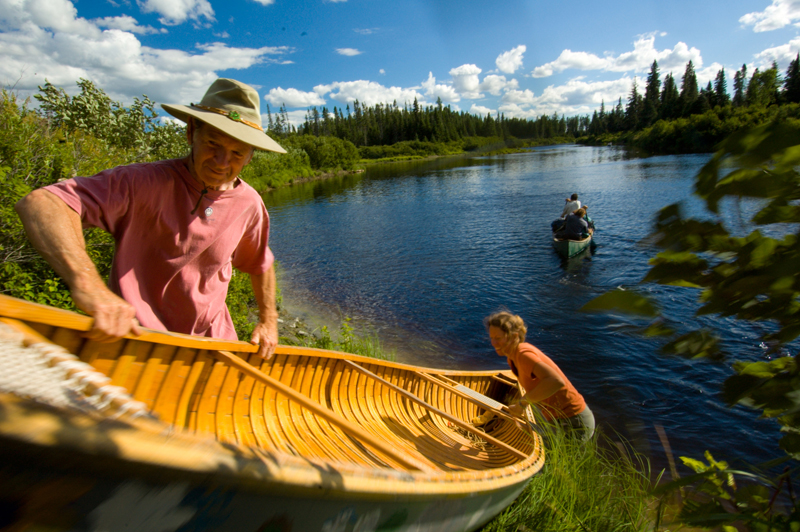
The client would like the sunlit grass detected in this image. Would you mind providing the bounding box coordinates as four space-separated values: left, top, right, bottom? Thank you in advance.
481 425 661 532
287 318 397 361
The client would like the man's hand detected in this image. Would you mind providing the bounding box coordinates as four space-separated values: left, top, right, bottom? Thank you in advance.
71 283 142 342
250 320 278 360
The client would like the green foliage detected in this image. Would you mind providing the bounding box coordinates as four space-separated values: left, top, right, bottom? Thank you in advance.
282 134 360 170
481 428 656 532
239 146 314 190
289 318 396 361
584 121 800 528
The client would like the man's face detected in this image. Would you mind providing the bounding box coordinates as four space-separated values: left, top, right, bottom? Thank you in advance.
187 120 254 190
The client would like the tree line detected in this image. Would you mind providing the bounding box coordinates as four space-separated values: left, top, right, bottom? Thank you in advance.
286 55 800 155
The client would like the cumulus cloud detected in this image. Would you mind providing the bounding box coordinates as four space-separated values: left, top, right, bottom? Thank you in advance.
531 34 702 78
250 0 275 5
754 36 800 67
740 0 800 32
495 45 526 74
421 72 460 102
137 0 215 26
0 0 292 104
95 15 166 35
469 104 495 116
336 48 362 56
265 87 326 107
499 77 632 118
449 63 483 98
312 80 424 107
479 74 518 95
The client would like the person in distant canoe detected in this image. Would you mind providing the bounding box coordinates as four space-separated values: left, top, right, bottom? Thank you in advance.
15 78 284 359
562 208 593 241
479 311 595 441
551 193 582 233
560 193 581 219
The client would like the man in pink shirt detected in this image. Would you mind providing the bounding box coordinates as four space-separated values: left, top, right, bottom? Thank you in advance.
15 78 285 359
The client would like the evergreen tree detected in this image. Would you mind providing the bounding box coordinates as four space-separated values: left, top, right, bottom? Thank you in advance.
679 60 699 116
659 72 680 120
733 64 748 107
626 78 644 130
785 54 800 104
713 67 730 107
642 60 661 127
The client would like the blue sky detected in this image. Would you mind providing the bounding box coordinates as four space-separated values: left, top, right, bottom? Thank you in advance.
2 0 800 127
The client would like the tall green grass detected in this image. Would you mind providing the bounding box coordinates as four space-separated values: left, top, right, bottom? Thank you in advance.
481 426 660 532
288 318 397 362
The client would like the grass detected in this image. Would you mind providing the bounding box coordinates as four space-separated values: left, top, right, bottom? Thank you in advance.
481 425 661 532
286 317 397 361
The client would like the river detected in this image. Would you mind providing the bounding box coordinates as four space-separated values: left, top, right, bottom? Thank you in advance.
263 144 790 470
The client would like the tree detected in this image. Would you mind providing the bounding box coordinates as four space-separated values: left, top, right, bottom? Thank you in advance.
679 60 699 116
625 78 644 130
659 72 680 120
642 60 661 127
713 67 730 107
733 64 748 107
785 54 800 104
584 121 800 529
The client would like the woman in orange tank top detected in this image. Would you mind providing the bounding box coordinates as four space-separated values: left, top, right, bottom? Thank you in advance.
483 311 595 441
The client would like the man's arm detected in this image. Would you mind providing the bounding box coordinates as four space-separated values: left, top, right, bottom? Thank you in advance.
14 189 141 341
249 265 279 359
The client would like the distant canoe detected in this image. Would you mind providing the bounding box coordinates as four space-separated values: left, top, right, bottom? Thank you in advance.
553 233 593 258
0 295 544 532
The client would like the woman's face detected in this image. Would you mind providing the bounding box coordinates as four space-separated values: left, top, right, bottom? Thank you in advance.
489 326 516 356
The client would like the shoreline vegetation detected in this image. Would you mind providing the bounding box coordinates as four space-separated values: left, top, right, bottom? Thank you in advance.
4 72 800 529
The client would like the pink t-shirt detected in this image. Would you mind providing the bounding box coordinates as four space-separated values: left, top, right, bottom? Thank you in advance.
46 159 274 340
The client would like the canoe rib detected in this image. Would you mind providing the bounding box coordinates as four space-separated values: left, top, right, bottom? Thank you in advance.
343 360 528 460
213 350 434 472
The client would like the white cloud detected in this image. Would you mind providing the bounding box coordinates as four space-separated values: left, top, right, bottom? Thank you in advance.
354 28 378 35
250 0 275 5
94 15 166 35
0 0 292 105
312 80 423 107
336 48 362 56
137 0 215 26
501 88 536 105
449 63 483 98
421 72 460 102
495 45 526 74
469 104 494 116
531 35 702 78
740 0 800 32
379 68 385 75
498 77 632 118
754 36 800 67
479 74 518 95
265 87 326 107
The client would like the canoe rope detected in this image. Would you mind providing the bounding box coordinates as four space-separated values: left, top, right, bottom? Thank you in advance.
0 322 151 419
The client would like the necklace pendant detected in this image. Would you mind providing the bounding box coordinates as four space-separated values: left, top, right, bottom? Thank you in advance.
204 207 213 217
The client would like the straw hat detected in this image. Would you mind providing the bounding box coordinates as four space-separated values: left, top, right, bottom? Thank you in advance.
162 78 286 153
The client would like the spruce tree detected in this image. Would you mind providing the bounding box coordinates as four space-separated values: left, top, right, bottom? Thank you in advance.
733 64 748 107
642 60 661 127
659 72 680 120
785 54 800 104
714 68 730 107
626 78 644 130
679 60 699 116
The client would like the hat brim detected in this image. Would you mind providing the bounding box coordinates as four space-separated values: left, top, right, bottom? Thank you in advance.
161 103 287 154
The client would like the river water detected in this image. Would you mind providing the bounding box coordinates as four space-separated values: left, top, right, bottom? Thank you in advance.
263 144 790 469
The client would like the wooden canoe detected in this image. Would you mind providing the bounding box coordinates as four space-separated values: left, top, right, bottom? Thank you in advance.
553 233 592 258
0 295 544 532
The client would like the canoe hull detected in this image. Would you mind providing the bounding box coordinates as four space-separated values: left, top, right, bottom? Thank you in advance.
553 234 592 258
0 295 543 532
0 410 527 532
